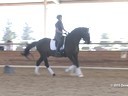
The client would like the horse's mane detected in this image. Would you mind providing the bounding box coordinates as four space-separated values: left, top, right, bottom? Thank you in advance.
67 27 88 38
70 27 88 34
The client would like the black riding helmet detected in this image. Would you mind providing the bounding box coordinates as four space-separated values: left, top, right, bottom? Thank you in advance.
56 15 62 20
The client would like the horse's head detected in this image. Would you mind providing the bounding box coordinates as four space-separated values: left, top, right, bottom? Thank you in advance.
81 27 91 44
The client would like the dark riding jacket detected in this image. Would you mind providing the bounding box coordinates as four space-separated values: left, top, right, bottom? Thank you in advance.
54 20 64 41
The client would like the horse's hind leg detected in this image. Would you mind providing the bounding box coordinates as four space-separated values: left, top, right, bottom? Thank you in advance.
43 56 55 76
35 56 44 75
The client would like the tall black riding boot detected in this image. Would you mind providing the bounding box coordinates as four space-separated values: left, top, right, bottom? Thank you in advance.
55 44 61 56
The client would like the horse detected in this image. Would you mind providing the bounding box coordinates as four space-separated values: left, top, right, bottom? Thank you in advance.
21 27 90 77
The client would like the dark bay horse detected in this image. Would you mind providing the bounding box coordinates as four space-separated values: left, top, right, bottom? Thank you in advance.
21 27 90 77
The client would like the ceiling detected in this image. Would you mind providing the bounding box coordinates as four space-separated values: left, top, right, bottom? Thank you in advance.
0 0 127 6
58 0 128 3
0 0 128 3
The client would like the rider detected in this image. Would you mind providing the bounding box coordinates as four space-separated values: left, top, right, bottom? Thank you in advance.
54 15 67 56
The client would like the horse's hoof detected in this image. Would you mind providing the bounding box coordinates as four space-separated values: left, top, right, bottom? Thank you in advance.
53 73 56 76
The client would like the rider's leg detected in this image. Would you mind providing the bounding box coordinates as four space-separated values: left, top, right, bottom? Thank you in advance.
56 41 61 54
60 36 64 48
56 37 63 54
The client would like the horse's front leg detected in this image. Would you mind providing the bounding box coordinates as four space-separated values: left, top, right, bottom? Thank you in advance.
44 56 56 76
68 55 84 77
65 65 77 76
65 64 83 77
65 65 76 73
76 67 84 77
73 54 84 77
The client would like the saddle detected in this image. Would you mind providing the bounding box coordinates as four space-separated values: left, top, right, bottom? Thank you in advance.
50 39 64 51
50 33 67 57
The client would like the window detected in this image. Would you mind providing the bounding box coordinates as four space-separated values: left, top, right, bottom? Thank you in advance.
0 5 44 42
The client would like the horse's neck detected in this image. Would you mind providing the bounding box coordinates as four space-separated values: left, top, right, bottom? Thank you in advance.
73 32 81 43
67 33 81 46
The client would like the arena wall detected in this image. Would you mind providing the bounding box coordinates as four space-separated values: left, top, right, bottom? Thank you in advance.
0 51 128 67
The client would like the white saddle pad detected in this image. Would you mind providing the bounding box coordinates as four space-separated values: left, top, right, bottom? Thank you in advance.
50 39 64 50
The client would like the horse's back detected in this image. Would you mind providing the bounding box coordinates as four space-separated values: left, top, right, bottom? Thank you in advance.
38 38 51 43
37 38 51 50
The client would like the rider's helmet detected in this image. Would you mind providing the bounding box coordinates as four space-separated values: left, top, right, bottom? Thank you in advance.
56 15 62 20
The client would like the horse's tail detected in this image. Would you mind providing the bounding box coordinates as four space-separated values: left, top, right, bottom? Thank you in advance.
21 41 37 58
